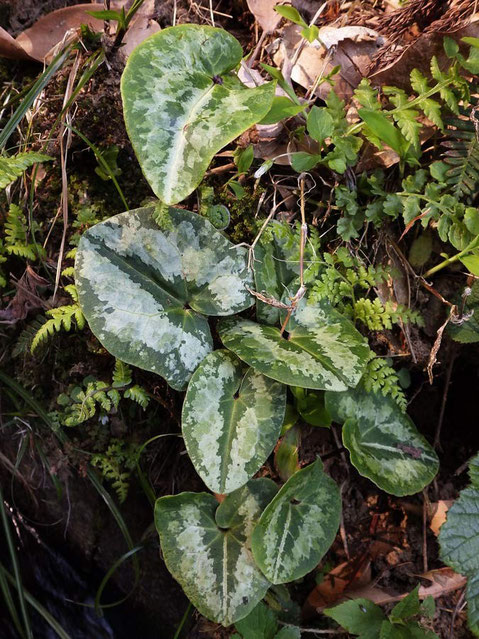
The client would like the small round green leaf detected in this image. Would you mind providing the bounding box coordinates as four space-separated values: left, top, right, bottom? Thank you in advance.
155 479 276 626
219 299 370 391
121 25 275 204
325 388 439 496
251 460 341 584
182 350 286 494
75 207 253 390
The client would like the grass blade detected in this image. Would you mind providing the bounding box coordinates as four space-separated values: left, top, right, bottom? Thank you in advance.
0 561 73 639
0 47 71 150
0 488 32 638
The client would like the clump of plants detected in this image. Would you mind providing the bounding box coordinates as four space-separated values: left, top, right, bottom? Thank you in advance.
70 24 453 629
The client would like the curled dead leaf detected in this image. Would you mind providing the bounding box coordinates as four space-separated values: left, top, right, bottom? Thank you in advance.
15 5 104 62
272 24 385 100
246 0 282 33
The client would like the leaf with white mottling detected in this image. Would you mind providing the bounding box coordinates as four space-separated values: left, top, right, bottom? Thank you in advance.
325 388 439 496
155 479 276 626
219 297 370 391
251 460 341 584
183 350 286 494
75 207 253 391
121 25 275 204
253 221 319 325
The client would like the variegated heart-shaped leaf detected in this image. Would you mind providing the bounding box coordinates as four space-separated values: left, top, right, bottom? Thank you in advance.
253 221 320 325
75 207 253 391
251 460 341 584
121 25 275 204
218 298 370 391
182 350 286 494
325 388 439 496
155 479 277 626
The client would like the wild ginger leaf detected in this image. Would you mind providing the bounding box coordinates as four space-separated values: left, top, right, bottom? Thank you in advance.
121 25 275 204
155 479 277 625
219 297 370 391
75 207 253 390
325 388 439 496
251 460 341 584
182 350 286 494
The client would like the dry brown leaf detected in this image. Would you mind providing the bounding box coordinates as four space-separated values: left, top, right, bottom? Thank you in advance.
0 26 36 62
247 0 282 33
304 556 372 614
0 265 49 323
15 5 104 62
429 500 454 537
370 14 479 89
272 24 385 100
326 567 466 610
0 2 160 64
117 0 161 60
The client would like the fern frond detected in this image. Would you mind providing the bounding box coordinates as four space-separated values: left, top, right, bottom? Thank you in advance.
31 304 85 352
362 357 407 411
441 106 479 201
124 385 150 409
0 152 52 189
112 360 132 387
353 299 423 331
12 315 47 357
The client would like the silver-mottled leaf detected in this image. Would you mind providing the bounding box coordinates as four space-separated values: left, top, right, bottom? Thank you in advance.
155 479 276 626
183 350 286 494
219 298 370 391
325 388 439 496
251 460 341 584
253 221 319 325
75 207 253 390
121 25 275 204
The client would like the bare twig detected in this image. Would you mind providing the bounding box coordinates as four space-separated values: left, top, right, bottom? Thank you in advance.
52 53 81 302
434 342 456 450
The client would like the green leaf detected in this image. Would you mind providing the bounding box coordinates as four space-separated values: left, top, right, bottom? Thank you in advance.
464 208 479 235
290 152 320 172
325 388 439 496
235 602 278 639
408 233 432 269
307 106 334 145
275 426 300 482
324 599 386 639
301 25 319 43
219 297 370 391
275 627 301 639
444 36 459 58
292 387 331 427
182 350 286 494
155 479 276 626
358 109 405 155
459 252 479 276
253 221 308 325
259 96 305 125
121 25 275 204
467 573 479 636
251 460 341 584
75 207 253 391
390 585 421 622
235 145 254 174
274 5 307 27
439 484 479 576
448 282 479 343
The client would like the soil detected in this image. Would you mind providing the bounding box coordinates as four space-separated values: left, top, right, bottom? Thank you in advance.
0 1 478 638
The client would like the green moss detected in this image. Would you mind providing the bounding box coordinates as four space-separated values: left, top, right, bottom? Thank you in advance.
216 184 265 244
